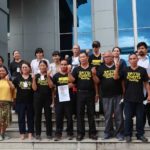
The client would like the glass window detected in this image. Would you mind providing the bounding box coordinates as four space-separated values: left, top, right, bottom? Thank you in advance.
117 0 134 51
77 0 92 49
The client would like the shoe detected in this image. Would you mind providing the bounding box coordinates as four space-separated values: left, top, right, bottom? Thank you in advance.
137 136 148 142
68 135 73 140
126 136 131 143
89 134 98 140
54 135 62 141
116 134 124 141
47 135 53 140
76 134 84 141
35 135 41 140
0 135 4 141
2 133 10 140
102 134 111 140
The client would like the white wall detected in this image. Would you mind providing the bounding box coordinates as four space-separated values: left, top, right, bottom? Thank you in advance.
92 0 117 52
0 0 8 65
8 0 60 62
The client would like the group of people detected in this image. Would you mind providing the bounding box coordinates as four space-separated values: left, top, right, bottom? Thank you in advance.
0 41 150 143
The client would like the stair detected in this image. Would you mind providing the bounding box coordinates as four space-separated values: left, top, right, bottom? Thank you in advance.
0 112 150 150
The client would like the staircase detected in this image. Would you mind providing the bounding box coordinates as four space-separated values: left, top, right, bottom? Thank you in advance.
0 112 150 150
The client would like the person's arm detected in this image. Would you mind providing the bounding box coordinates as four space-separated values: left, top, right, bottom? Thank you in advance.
92 67 100 84
32 74 37 91
144 82 150 102
5 75 15 90
114 61 120 80
47 71 54 88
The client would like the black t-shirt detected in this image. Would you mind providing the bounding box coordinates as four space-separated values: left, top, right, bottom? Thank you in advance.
53 72 71 102
89 54 103 68
123 66 149 103
34 74 52 98
97 64 123 98
9 60 24 78
72 66 94 91
13 74 33 103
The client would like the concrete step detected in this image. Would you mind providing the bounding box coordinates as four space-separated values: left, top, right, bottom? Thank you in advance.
1 138 150 150
6 127 150 138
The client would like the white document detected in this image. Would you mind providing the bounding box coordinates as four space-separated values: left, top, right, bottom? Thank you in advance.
40 75 45 80
23 82 28 88
58 85 70 102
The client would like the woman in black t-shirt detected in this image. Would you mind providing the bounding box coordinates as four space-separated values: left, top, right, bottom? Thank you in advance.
32 60 53 140
13 61 34 140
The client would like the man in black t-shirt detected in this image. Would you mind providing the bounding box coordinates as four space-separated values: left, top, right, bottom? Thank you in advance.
94 51 124 141
123 53 150 143
53 59 73 141
69 52 98 141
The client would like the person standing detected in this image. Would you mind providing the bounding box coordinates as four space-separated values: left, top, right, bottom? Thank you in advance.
94 51 124 141
31 48 50 75
137 42 150 127
112 47 127 70
67 44 80 118
9 50 24 80
53 59 73 141
32 60 53 140
123 53 150 142
13 61 34 140
69 52 98 141
0 66 15 141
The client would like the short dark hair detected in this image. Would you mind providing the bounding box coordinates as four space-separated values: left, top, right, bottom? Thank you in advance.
112 47 122 53
92 41 101 48
0 56 4 63
12 50 19 56
0 65 8 75
39 60 48 67
80 51 88 57
35 48 44 56
52 51 60 56
128 52 138 58
137 42 148 49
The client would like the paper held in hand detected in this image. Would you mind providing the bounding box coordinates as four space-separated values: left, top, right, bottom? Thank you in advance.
58 85 70 102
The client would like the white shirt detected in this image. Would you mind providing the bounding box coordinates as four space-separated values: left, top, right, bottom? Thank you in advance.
49 63 60 77
138 56 150 74
71 56 80 71
31 58 50 74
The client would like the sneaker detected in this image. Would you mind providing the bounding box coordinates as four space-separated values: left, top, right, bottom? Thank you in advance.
0 135 4 141
76 134 84 141
68 135 73 140
47 135 53 140
2 133 10 140
35 135 41 140
89 134 98 140
116 134 124 141
54 135 62 141
137 136 148 142
125 136 131 143
102 134 112 140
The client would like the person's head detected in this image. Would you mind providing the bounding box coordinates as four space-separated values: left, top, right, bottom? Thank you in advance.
0 66 8 79
79 51 89 65
112 47 122 58
35 48 44 60
137 42 148 57
13 50 21 61
60 59 68 73
128 52 138 67
20 61 31 75
52 51 61 63
39 60 48 73
0 56 4 65
72 44 80 57
103 51 114 65
92 41 101 53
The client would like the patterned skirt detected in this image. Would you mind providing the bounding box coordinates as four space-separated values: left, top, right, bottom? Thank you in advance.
0 102 12 127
